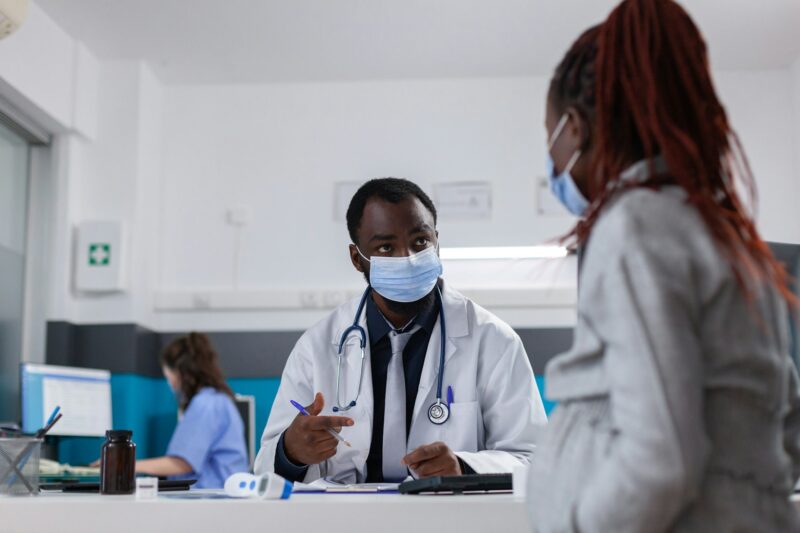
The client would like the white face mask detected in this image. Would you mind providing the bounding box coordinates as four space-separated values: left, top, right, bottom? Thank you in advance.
357 246 443 303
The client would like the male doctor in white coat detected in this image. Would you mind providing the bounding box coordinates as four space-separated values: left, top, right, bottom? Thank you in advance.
254 178 547 483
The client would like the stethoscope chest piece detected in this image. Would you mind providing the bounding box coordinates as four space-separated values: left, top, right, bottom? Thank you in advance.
427 401 450 425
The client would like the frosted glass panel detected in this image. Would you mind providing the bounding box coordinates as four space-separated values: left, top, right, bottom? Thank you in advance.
0 120 29 423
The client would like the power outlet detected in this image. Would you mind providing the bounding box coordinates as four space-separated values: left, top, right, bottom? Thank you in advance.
226 205 252 227
192 292 211 309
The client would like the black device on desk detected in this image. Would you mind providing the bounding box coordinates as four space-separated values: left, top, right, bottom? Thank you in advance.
399 473 512 495
40 479 197 493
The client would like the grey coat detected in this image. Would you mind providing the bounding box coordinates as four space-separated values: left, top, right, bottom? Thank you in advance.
527 167 800 532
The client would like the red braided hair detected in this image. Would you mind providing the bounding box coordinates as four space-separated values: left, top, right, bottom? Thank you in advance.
552 0 795 304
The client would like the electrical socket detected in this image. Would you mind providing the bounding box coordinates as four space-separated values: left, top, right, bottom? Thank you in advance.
226 205 252 227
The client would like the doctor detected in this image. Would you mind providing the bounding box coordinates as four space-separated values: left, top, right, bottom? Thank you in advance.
254 178 547 483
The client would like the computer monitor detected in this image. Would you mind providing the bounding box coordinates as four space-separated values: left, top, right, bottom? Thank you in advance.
21 363 112 437
768 242 800 369
234 394 256 468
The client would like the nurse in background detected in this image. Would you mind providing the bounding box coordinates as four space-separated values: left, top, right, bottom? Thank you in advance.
136 332 249 488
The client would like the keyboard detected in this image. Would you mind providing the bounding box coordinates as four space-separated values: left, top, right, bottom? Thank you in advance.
399 473 512 495
39 479 197 493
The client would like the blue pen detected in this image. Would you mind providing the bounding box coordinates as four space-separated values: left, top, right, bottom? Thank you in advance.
290 400 351 448
447 386 454 409
45 406 60 428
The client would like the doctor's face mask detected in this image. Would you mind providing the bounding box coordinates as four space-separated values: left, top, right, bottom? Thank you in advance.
357 245 442 303
346 180 441 309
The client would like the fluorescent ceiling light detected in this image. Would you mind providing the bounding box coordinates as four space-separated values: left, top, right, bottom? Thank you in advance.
440 246 569 260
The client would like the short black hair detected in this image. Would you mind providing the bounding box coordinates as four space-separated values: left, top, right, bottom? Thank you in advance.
346 178 437 245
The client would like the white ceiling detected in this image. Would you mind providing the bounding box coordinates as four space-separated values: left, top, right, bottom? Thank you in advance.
35 0 800 84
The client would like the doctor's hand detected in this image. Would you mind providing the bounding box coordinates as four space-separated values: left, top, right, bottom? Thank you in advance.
402 442 462 478
284 392 354 466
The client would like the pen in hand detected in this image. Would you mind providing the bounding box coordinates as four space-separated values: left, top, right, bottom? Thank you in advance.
290 399 352 448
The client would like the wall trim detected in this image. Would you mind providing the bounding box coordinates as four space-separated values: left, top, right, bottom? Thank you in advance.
45 321 573 378
154 287 577 312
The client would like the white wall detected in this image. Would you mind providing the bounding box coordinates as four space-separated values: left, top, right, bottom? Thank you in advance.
715 70 800 244
153 78 584 328
152 69 800 331
154 77 582 330
793 57 800 225
0 3 102 362
0 5 166 359
0 3 95 136
53 61 162 327
159 78 564 289
4 5 800 339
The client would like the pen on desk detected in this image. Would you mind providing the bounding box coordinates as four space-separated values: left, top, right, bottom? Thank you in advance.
447 386 454 409
290 400 352 448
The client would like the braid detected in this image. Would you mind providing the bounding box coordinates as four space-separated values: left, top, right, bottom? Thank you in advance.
549 26 599 130
551 0 796 307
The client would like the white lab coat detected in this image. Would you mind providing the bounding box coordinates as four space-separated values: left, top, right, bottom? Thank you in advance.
254 282 547 483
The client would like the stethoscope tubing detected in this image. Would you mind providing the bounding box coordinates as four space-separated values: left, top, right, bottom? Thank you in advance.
335 285 448 418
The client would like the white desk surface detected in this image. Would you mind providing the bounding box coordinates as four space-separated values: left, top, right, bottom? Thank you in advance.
0 491 531 533
3 492 799 533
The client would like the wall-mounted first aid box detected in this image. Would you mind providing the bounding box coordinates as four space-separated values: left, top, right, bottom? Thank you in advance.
74 221 126 292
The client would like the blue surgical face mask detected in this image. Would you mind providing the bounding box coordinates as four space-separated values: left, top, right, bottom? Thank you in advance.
357 246 443 303
547 114 589 217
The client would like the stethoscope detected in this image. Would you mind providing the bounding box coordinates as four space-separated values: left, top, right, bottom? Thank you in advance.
332 286 450 425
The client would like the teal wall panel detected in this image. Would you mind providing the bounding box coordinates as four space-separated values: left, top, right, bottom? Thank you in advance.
57 374 177 465
57 375 281 465
537 375 556 416
58 374 552 465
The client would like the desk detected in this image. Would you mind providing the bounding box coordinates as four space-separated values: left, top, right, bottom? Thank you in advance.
0 492 531 533
3 492 799 532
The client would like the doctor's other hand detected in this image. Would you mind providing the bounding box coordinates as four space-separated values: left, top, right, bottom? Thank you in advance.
284 392 354 466
402 442 462 478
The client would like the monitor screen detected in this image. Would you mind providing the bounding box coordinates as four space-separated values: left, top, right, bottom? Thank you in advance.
234 395 256 466
21 363 112 437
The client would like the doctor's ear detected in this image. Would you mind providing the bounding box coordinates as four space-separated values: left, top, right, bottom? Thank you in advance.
349 244 365 273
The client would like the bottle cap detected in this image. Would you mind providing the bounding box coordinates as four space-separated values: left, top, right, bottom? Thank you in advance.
106 429 133 440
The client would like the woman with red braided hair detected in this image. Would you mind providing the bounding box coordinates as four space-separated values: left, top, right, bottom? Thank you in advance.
527 0 800 531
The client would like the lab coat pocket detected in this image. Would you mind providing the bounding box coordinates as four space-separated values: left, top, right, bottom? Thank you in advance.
445 401 479 453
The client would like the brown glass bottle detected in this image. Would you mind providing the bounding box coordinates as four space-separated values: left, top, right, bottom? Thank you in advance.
100 430 136 495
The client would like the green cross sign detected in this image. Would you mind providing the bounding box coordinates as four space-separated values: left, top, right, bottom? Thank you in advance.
88 243 111 266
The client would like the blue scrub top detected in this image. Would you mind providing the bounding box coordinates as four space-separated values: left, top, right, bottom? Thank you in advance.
166 387 249 488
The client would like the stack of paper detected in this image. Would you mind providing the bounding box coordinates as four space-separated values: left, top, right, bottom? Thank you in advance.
292 479 399 493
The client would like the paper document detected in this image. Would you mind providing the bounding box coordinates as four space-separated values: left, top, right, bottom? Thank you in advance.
39 459 100 477
161 489 232 500
292 478 400 493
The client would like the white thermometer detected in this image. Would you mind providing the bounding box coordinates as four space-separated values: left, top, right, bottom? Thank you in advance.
224 472 292 500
